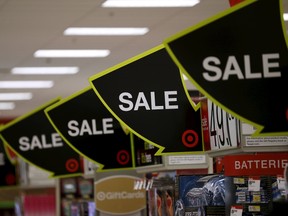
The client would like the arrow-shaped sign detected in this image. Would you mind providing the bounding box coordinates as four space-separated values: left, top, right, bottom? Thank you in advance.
164 0 288 136
45 87 134 172
0 99 82 177
89 45 203 155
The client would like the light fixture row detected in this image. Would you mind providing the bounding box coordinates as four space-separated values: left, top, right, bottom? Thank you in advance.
102 0 200 8
0 93 32 110
0 0 201 110
8 0 201 76
1 1 287 110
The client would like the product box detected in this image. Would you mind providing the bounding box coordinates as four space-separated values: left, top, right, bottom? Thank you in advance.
175 175 226 215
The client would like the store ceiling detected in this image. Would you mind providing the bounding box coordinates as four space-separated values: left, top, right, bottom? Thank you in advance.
0 0 287 119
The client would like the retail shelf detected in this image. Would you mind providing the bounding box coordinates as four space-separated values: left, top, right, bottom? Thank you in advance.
136 154 211 173
206 145 288 158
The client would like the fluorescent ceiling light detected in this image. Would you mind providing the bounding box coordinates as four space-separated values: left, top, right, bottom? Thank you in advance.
102 0 200 7
284 13 288 21
64 27 149 36
0 81 54 89
0 102 15 110
34 50 110 58
0 93 32 100
11 67 79 75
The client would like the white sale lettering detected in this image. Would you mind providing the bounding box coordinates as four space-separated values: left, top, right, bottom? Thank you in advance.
19 133 63 151
118 91 178 112
67 118 114 137
202 53 281 81
235 159 288 170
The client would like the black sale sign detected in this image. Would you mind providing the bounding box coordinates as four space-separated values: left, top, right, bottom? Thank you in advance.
89 45 203 155
0 99 82 177
45 87 134 171
164 0 288 136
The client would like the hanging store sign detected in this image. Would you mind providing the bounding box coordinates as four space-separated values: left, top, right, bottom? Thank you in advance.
164 0 288 136
89 45 203 155
45 87 133 171
224 153 288 176
0 99 82 177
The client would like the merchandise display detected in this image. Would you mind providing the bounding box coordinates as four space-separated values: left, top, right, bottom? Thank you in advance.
147 186 175 216
225 175 288 216
175 175 226 216
146 172 176 216
134 136 163 167
60 177 95 216
0 1 287 216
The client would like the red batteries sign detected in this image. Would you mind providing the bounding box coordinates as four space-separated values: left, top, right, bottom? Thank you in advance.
224 153 288 176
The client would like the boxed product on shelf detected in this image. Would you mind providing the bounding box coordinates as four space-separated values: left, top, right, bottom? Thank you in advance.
146 171 176 216
271 176 286 202
60 176 95 216
175 174 226 216
147 186 175 216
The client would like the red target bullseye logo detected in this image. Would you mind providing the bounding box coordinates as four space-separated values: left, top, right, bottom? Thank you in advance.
117 150 130 165
65 158 79 173
6 173 16 185
182 130 199 148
